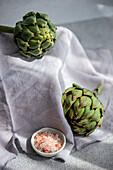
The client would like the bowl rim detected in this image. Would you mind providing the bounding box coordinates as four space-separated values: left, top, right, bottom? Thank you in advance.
31 127 66 156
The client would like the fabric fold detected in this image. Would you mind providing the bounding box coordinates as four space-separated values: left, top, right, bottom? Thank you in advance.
0 26 113 169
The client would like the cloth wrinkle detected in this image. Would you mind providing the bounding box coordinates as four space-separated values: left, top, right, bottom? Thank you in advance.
0 26 113 168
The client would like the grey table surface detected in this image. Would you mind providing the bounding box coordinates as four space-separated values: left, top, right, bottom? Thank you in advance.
1 0 113 169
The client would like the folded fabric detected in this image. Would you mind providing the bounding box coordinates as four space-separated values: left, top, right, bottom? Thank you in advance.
0 27 113 169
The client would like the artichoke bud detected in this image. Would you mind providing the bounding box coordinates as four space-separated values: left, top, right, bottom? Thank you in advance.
62 84 104 136
13 11 57 58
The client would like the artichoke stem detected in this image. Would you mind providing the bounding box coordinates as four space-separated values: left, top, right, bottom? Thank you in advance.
93 84 103 96
0 25 14 34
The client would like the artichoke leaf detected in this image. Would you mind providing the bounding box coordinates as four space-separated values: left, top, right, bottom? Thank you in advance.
14 22 23 36
76 118 90 126
50 31 57 40
23 12 36 20
28 48 42 56
74 99 80 111
83 106 94 119
21 27 34 41
28 25 40 34
72 83 82 89
36 12 49 21
41 39 51 49
19 50 31 58
44 42 54 51
48 20 57 32
73 126 86 135
40 13 49 21
62 93 66 105
80 96 92 107
37 18 47 27
34 34 43 41
65 87 75 94
66 94 74 108
90 108 101 121
16 38 29 52
75 108 85 120
86 128 96 136
69 108 75 119
83 88 94 96
63 103 69 116
22 16 36 25
84 121 96 130
91 96 102 109
29 40 41 49
72 89 82 100
97 116 104 127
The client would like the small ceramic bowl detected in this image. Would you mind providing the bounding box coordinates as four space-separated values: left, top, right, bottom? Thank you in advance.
31 127 66 157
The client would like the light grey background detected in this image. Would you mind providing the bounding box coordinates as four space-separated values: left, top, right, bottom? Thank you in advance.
0 0 113 26
0 0 113 56
0 0 113 169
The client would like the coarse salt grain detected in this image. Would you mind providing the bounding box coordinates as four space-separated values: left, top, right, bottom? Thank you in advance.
34 132 63 153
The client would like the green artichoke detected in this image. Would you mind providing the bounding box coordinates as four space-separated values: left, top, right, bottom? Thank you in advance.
62 84 104 136
0 11 57 58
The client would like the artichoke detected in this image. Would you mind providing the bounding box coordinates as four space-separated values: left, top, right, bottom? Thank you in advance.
0 11 57 58
62 84 104 136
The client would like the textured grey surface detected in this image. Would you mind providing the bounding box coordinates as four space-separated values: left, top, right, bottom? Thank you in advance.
0 0 113 26
62 17 113 57
1 0 113 169
4 136 113 170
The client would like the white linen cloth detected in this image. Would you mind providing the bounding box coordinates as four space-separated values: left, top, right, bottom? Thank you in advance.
0 27 113 169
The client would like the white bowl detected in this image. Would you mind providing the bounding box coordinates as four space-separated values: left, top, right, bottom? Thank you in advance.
31 127 66 157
